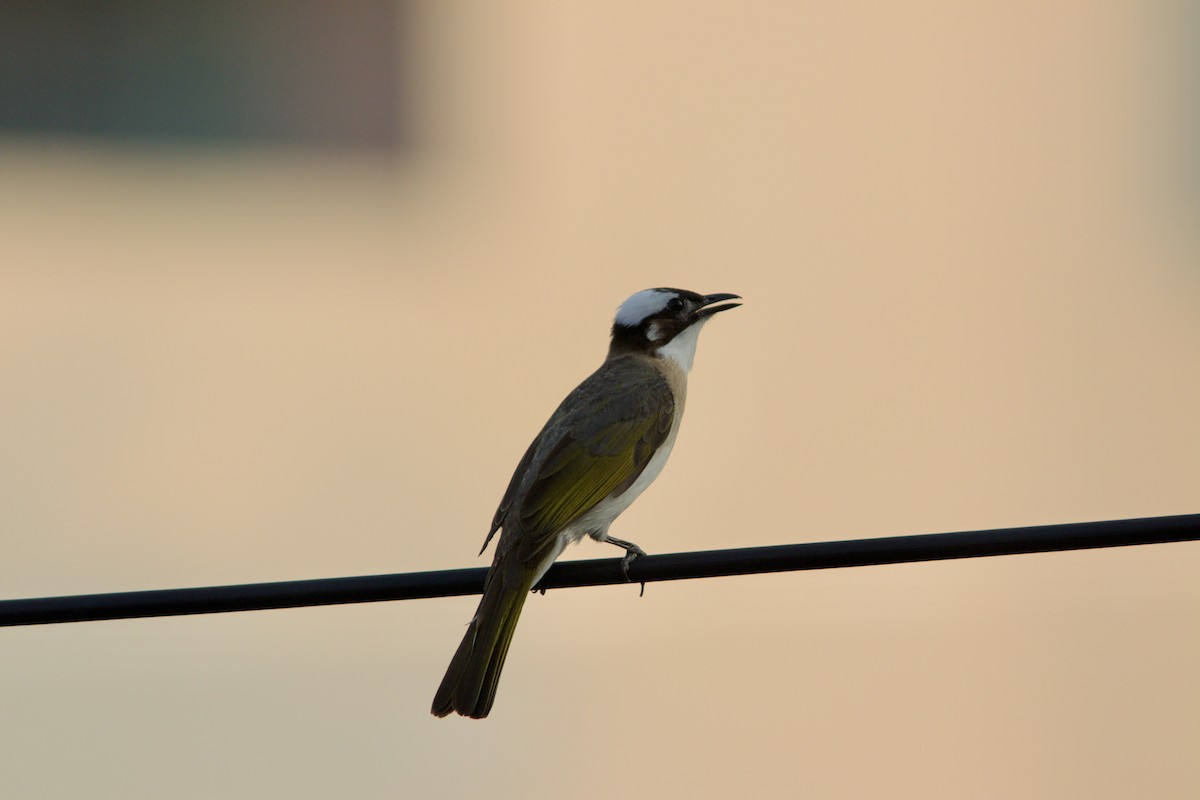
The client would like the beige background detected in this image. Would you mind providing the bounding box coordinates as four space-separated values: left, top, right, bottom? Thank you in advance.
3 3 1198 798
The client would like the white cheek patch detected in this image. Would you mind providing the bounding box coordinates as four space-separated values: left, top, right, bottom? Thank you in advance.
615 289 672 327
646 321 666 342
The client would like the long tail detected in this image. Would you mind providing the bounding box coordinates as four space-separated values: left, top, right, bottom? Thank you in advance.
431 562 534 718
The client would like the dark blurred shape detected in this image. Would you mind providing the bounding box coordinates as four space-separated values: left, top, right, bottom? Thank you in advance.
0 0 405 148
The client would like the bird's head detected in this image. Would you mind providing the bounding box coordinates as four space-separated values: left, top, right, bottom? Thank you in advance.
609 288 741 371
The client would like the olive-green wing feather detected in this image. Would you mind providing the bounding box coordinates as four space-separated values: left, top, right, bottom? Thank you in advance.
515 365 674 563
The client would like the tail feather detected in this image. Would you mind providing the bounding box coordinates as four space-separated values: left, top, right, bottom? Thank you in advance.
472 596 523 718
431 566 534 718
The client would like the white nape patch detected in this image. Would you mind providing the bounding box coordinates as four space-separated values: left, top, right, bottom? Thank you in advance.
614 288 672 327
657 317 709 373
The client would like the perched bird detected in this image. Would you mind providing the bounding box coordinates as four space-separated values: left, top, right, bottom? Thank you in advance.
431 287 740 718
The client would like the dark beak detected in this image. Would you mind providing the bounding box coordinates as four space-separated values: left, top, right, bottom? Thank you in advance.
693 292 742 320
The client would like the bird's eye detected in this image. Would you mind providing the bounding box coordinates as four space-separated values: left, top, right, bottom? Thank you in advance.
666 297 685 313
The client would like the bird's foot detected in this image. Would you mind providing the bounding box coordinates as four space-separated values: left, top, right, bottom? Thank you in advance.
619 547 645 581
604 535 646 595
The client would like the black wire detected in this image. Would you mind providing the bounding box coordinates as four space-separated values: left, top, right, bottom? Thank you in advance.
1 513 1197 627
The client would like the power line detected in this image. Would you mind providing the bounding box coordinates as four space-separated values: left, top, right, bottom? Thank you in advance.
1 513 1197 628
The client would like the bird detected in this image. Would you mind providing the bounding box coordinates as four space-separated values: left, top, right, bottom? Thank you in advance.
431 287 740 718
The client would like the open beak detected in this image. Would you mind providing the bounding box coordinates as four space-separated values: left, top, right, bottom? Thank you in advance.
693 292 742 320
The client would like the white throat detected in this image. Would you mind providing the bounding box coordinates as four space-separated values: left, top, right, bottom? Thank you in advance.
656 318 709 373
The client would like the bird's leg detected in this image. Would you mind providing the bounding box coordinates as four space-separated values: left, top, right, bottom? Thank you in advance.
602 535 646 585
587 531 647 595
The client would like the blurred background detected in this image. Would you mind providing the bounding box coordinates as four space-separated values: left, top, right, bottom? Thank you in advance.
2 2 1198 798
